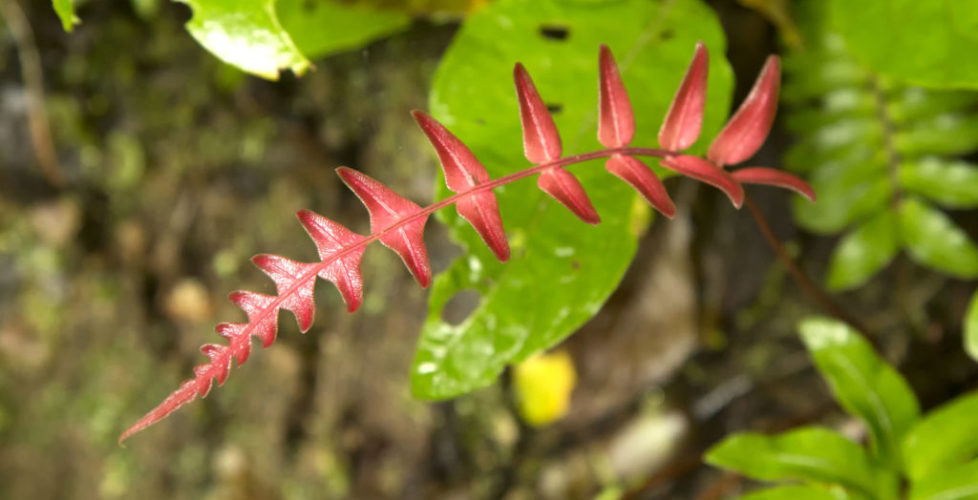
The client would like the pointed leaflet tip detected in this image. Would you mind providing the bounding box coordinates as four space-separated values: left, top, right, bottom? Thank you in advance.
660 155 745 208
458 194 511 261
251 254 317 332
598 45 635 148
336 167 432 287
659 41 709 152
296 210 366 312
412 111 510 261
707 55 781 166
732 167 816 202
514 63 563 164
119 380 200 444
606 155 676 218
229 291 279 347
538 167 601 225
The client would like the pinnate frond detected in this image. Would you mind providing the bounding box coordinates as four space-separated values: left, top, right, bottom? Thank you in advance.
121 42 814 443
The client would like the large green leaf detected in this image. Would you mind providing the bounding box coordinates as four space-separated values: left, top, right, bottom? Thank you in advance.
705 427 893 499
966 291 978 362
909 459 978 500
903 391 978 481
51 0 79 31
411 0 733 399
180 0 310 79
830 0 978 89
799 317 920 469
732 485 857 500
277 0 410 60
898 197 978 278
899 158 978 209
826 211 898 291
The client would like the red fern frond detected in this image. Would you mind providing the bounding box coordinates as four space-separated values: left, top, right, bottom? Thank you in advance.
605 155 676 218
120 43 815 443
659 41 709 151
708 55 781 166
598 44 635 149
514 62 562 164
412 110 510 261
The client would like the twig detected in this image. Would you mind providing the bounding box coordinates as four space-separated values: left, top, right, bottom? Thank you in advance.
0 0 65 187
744 194 872 335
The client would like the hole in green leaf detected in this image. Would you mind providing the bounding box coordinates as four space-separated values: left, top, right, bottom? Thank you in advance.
539 25 570 41
546 103 564 114
441 289 482 326
660 29 674 41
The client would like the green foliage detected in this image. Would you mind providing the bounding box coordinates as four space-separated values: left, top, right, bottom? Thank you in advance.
705 427 893 498
708 317 978 500
830 0 978 89
51 0 410 79
826 212 898 292
276 0 410 60
902 392 978 481
784 1 978 290
732 485 855 500
966 292 978 362
909 460 978 500
52 0 79 31
898 197 978 278
410 0 733 399
799 318 919 469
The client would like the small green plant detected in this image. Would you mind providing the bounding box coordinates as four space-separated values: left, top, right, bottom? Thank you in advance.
706 317 978 500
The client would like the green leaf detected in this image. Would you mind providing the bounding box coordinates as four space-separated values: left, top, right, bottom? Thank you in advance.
899 158 978 209
180 0 310 80
411 0 733 399
277 0 410 60
902 391 978 481
887 89 978 123
909 459 978 500
827 211 898 291
830 0 978 89
52 0 79 31
705 427 893 498
792 158 891 234
898 197 978 278
895 114 978 157
966 291 978 363
731 485 856 500
798 317 920 469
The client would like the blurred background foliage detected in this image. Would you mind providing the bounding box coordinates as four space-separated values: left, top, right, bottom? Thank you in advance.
1 0 978 499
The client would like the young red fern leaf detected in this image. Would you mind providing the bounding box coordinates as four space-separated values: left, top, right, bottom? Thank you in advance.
119 43 814 443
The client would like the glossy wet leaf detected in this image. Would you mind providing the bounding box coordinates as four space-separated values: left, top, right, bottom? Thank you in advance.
898 198 978 278
909 460 978 500
705 427 891 498
826 211 898 291
831 0 978 89
412 0 732 399
903 391 978 481
277 0 410 60
798 317 920 469
181 0 310 80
